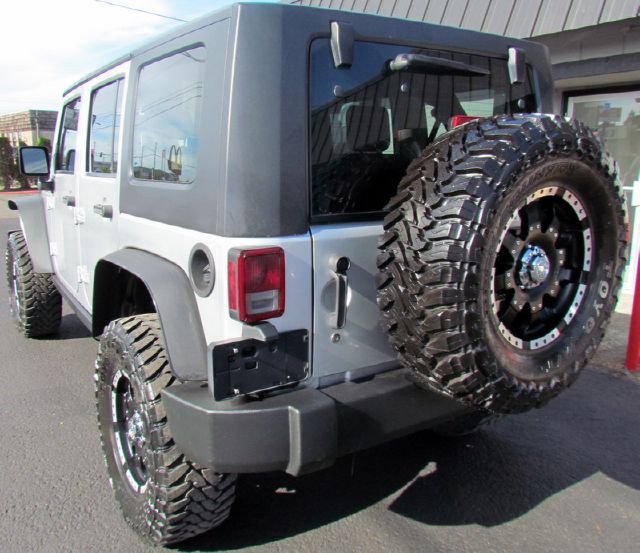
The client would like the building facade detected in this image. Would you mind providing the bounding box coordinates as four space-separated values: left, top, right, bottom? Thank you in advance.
0 110 57 148
290 0 640 292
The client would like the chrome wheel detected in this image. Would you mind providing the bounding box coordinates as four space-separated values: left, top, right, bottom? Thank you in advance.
11 256 21 313
6 246 22 326
491 185 591 350
111 370 148 494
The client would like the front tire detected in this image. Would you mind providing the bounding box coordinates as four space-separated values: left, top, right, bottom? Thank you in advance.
95 314 236 545
5 230 61 337
377 115 627 414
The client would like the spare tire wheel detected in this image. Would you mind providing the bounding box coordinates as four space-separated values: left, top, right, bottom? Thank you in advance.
376 114 627 414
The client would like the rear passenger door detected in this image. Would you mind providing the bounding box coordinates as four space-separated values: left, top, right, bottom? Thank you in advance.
77 71 126 310
50 96 83 299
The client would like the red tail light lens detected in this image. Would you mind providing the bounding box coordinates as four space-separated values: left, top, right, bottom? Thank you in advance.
228 247 285 323
450 115 481 128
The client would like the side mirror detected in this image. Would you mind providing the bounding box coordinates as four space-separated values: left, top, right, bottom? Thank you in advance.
19 146 50 177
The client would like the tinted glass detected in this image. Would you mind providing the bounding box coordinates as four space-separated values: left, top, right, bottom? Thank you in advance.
56 97 81 172
88 79 123 174
309 40 537 217
132 47 206 184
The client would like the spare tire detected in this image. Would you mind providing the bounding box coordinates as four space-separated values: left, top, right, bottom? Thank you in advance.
376 115 627 414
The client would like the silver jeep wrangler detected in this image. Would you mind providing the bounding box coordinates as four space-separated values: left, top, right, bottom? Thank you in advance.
7 3 626 545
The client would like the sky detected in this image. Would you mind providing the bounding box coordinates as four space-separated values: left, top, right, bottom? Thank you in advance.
0 0 276 115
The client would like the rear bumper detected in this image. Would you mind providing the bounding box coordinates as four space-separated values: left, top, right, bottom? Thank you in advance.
162 367 470 476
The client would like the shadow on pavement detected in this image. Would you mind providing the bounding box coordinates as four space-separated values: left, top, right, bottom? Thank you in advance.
44 314 92 341
182 366 640 551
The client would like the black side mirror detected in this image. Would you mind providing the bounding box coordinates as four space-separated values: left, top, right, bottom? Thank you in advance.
19 146 50 177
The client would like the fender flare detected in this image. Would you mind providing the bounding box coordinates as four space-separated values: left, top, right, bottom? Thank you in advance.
94 249 208 381
7 194 53 273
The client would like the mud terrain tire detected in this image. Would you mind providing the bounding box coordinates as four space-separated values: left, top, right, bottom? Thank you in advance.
377 115 627 414
5 230 61 337
95 314 236 545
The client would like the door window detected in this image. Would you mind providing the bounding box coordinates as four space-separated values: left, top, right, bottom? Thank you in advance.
88 79 123 174
56 97 82 173
132 47 206 184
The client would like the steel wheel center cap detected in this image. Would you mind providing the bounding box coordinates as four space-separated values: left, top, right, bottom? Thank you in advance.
519 245 550 289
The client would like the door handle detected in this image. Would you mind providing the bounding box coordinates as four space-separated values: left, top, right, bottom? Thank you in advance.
62 194 75 207
93 204 113 219
330 256 350 329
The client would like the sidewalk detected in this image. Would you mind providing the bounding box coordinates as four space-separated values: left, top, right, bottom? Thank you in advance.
592 314 637 380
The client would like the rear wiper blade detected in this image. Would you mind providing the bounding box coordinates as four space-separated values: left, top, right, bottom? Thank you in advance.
388 53 490 77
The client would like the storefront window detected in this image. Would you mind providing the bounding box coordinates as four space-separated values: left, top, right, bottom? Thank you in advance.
567 90 640 292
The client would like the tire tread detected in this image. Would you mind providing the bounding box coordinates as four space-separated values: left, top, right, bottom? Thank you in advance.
377 115 627 413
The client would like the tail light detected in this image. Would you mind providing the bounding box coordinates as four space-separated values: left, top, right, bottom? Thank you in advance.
228 247 285 323
450 115 481 128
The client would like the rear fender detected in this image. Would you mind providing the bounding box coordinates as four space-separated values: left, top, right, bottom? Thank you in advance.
94 249 208 381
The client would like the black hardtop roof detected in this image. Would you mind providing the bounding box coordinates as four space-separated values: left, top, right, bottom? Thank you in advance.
63 2 541 97
62 2 235 96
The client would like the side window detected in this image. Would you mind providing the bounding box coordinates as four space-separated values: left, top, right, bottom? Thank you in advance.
56 97 81 173
132 47 206 184
88 79 123 174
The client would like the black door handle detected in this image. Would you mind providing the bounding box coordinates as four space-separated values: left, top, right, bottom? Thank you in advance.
62 194 75 207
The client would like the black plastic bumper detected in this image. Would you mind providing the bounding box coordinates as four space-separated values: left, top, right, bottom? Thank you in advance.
162 368 470 476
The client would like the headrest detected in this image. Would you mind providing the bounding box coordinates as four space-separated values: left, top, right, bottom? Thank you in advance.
345 105 391 153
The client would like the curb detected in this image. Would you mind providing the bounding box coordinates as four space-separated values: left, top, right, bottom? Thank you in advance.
0 190 38 196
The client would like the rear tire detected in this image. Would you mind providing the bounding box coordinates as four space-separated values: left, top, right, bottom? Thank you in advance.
95 314 236 545
5 230 61 337
377 115 627 414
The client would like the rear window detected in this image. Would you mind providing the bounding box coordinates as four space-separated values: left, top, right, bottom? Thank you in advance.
132 47 206 185
309 39 536 219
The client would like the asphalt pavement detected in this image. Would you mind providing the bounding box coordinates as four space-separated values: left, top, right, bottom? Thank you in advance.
1 203 639 553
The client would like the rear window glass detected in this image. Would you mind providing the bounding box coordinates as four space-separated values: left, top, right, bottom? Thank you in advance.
132 47 206 184
309 39 536 219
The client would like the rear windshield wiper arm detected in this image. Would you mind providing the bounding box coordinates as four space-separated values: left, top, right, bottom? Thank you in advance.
388 53 490 77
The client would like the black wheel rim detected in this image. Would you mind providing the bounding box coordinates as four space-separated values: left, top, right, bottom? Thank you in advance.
491 185 591 350
112 371 149 493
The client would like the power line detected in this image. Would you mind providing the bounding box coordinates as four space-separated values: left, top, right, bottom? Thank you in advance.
94 0 186 22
